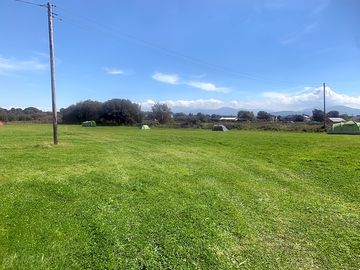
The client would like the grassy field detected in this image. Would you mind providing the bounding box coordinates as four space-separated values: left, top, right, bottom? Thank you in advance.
0 124 359 269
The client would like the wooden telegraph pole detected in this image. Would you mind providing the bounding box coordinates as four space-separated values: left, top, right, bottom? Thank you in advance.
47 2 58 144
323 82 326 130
15 0 59 144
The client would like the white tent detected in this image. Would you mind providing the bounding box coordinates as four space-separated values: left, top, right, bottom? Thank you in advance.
141 125 150 130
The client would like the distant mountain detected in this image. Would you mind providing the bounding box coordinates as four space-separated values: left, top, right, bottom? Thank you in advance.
172 107 240 116
327 105 360 116
272 106 360 117
172 105 360 117
271 109 312 117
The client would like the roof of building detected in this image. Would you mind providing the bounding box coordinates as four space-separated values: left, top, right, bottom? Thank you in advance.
219 117 238 121
329 117 346 123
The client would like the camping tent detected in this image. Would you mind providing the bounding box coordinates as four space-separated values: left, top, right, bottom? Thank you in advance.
329 121 360 134
82 121 96 127
141 125 150 130
212 124 228 131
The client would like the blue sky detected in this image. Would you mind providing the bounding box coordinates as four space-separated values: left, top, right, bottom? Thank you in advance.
1 0 360 111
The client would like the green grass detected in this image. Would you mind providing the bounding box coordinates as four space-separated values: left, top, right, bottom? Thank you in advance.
0 124 359 269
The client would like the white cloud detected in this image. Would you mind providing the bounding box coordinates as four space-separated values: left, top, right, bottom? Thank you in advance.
140 98 227 110
152 72 179 84
260 87 360 110
140 87 360 111
163 98 225 108
186 81 229 93
0 56 47 72
152 72 229 93
104 67 124 75
140 99 156 109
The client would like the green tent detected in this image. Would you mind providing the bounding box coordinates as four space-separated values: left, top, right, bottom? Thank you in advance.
141 125 150 130
329 121 360 134
82 121 96 127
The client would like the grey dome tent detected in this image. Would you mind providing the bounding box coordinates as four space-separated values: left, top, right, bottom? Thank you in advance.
212 124 228 131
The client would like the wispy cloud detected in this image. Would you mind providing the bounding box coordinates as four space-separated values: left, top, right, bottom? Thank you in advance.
304 22 318 33
140 87 360 111
152 72 230 93
263 0 288 9
355 35 360 49
0 56 47 73
280 22 318 45
263 0 331 15
192 73 207 79
186 81 229 93
104 67 124 75
311 0 331 16
152 72 179 84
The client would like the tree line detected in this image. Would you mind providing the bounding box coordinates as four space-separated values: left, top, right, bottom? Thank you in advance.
237 109 350 122
1 99 352 125
0 107 53 122
61 99 173 125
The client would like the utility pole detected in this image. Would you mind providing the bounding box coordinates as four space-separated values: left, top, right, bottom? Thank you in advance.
15 0 59 144
323 82 326 130
47 2 58 144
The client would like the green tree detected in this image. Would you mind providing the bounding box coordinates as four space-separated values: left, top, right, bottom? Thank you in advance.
237 110 255 121
102 99 143 125
257 111 272 121
152 103 172 124
312 109 325 122
61 100 102 124
294 115 305 122
327 110 340 118
0 108 8 122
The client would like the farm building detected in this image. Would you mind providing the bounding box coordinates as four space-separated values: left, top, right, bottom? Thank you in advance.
212 125 228 131
303 114 311 122
329 117 345 123
219 117 238 121
329 121 360 134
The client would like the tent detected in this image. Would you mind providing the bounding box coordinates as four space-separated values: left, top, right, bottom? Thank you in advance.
82 121 96 127
329 121 360 135
212 124 228 131
141 125 150 130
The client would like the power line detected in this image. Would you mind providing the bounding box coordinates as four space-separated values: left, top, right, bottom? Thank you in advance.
58 7 321 87
14 0 62 19
15 1 324 90
14 0 45 8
